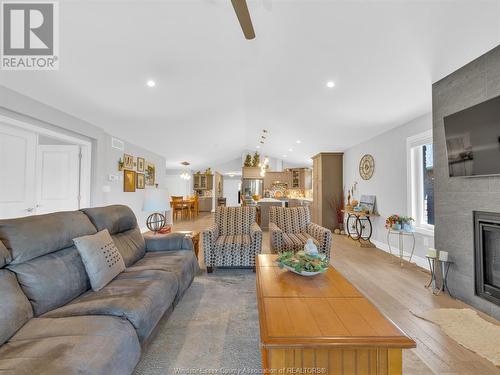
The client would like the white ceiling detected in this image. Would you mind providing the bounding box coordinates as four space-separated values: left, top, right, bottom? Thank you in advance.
1 0 500 169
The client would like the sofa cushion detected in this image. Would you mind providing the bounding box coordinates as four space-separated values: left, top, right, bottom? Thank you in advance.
73 229 126 292
43 269 179 342
0 270 33 346
282 232 319 251
111 227 146 267
270 206 311 234
0 211 97 265
126 250 199 300
82 205 146 266
0 240 11 267
7 246 90 316
0 316 140 375
82 205 138 235
216 234 251 247
215 206 256 235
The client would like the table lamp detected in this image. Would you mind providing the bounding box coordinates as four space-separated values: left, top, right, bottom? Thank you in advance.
143 188 171 234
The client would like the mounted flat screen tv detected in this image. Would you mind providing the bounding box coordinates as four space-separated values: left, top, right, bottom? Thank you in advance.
444 94 500 177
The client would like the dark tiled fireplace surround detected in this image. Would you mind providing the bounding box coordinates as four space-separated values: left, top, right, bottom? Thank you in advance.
474 211 500 307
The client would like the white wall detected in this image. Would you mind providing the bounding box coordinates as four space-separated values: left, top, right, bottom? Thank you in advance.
0 85 167 226
165 169 193 197
343 113 434 267
102 134 166 228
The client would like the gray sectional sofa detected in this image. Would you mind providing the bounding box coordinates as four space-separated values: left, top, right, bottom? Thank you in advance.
0 205 199 375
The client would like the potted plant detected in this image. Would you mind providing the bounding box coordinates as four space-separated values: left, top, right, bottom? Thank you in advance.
385 214 402 230
243 154 253 167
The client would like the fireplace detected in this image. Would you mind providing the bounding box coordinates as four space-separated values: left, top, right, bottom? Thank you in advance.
474 211 500 306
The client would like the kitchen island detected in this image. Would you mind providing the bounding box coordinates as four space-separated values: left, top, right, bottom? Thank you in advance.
255 198 285 230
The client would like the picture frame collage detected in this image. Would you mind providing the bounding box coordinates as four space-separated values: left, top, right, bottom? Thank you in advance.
120 154 155 192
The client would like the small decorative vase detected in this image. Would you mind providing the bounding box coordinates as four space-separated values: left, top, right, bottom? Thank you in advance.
402 223 413 232
392 223 402 231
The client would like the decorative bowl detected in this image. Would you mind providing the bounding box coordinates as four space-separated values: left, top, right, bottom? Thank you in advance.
275 250 329 277
280 263 327 277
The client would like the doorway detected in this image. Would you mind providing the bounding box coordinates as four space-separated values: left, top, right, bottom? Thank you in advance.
0 119 92 219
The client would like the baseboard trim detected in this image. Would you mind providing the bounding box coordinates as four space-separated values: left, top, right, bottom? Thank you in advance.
371 239 429 271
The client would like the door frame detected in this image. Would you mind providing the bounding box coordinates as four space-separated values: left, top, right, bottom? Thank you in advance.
0 114 92 209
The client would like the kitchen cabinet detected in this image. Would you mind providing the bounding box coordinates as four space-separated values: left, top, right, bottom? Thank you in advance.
263 171 292 190
193 174 213 190
289 168 312 190
311 153 343 230
198 197 213 212
242 167 262 179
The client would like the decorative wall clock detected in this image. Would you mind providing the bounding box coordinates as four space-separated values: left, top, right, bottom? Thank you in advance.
359 154 375 180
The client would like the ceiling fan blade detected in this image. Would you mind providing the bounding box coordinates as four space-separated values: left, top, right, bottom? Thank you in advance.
231 0 256 40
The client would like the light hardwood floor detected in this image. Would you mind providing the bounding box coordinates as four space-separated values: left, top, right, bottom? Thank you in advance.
171 213 500 375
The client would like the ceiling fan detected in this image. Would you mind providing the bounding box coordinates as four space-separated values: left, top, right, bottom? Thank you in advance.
231 0 256 40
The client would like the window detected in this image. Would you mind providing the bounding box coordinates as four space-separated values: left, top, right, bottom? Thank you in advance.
407 130 434 235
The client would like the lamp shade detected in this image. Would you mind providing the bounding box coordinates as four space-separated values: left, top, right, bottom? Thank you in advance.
143 188 171 212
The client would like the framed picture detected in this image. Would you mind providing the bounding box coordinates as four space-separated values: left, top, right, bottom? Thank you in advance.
359 195 376 214
123 154 134 169
136 173 145 189
124 170 136 192
137 157 145 172
145 162 155 186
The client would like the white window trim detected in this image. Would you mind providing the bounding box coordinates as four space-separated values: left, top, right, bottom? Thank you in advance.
406 129 434 237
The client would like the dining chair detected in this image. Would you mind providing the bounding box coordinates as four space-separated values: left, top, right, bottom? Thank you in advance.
171 196 187 221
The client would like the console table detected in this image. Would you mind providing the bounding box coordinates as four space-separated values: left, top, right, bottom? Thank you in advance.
342 209 379 247
256 254 416 374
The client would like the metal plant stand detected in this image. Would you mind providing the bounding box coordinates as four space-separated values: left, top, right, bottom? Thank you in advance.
387 230 416 267
425 256 438 293
435 260 454 297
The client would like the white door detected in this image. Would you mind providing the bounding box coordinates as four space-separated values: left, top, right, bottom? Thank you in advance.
0 123 37 219
36 145 81 215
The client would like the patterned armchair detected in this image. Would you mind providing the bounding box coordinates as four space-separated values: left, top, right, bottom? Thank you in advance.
203 206 263 272
269 206 332 261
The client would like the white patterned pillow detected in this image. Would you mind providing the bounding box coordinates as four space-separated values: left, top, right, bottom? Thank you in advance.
73 229 125 291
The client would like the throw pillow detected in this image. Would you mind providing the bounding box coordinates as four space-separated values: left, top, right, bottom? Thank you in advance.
73 229 125 291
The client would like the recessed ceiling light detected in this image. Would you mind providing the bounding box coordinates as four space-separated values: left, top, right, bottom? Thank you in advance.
288 148 293 152
256 145 260 149
146 80 156 87
296 140 301 144
326 81 335 88
282 154 287 158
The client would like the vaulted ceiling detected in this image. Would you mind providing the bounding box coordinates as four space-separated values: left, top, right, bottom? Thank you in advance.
1 0 499 169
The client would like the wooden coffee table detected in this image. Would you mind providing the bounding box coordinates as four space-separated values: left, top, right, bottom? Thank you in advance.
256 254 416 374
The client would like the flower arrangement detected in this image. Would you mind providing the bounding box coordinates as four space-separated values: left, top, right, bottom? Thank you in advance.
385 214 401 229
385 215 414 230
276 251 329 274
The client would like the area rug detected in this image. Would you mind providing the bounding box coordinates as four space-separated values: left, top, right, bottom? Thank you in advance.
415 308 500 368
135 270 431 375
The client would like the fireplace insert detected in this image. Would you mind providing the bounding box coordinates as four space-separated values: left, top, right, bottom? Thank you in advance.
474 211 500 306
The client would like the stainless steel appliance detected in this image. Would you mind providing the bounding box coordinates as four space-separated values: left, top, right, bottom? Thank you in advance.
241 179 263 198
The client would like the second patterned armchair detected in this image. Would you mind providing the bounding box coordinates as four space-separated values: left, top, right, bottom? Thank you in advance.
269 206 332 261
203 206 262 273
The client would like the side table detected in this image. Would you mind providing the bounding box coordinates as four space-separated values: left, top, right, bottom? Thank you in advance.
175 230 200 259
387 229 416 267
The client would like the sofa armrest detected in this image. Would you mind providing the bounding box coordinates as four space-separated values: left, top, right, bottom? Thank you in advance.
307 222 332 260
269 222 283 253
250 222 263 255
144 232 194 252
202 224 219 247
